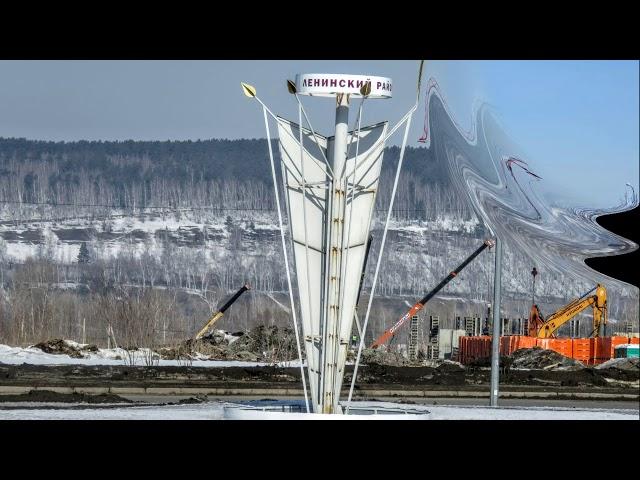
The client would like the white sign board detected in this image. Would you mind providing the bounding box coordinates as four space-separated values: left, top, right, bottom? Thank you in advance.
296 73 392 98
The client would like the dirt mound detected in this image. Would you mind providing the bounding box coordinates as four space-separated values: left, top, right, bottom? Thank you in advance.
593 358 639 382
510 347 584 371
160 325 298 363
466 355 511 369
32 339 98 358
172 395 208 405
596 357 639 371
361 348 412 366
350 363 465 385
229 325 298 362
436 360 465 372
0 390 133 404
158 343 197 360
355 350 460 368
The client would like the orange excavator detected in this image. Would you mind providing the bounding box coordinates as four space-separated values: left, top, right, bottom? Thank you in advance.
528 284 607 338
370 239 495 349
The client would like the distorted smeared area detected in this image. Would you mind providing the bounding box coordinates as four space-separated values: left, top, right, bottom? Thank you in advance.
418 78 638 323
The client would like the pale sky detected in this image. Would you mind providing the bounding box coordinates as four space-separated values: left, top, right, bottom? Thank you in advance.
0 60 637 208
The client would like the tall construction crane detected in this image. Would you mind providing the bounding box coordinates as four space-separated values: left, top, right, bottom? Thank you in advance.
370 239 495 349
194 284 251 340
528 284 607 338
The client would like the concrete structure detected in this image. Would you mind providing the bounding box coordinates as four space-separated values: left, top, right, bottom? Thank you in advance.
430 328 467 360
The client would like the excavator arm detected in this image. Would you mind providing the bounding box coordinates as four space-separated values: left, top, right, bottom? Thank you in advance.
194 284 251 340
533 284 607 338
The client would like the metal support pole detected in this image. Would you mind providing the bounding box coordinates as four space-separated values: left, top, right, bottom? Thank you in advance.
322 93 349 414
490 237 502 407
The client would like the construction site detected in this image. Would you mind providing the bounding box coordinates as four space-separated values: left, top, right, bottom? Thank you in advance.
376 272 639 368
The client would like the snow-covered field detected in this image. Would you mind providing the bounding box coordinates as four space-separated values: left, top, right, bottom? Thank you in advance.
0 402 226 420
0 343 282 368
0 401 636 420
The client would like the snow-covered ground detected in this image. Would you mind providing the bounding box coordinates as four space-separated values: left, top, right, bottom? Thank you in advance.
398 404 638 420
0 402 227 420
0 343 276 368
0 401 636 420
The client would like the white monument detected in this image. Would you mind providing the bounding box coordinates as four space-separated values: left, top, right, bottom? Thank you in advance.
240 62 423 415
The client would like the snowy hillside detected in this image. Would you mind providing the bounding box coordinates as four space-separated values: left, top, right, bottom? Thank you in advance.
1 208 637 310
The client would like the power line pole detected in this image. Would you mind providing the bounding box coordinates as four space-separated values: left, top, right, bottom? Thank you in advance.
490 237 503 407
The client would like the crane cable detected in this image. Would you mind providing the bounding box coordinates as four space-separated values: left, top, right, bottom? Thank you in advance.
346 60 425 414
263 106 310 413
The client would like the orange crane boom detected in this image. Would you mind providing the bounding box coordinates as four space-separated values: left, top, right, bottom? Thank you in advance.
370 239 495 349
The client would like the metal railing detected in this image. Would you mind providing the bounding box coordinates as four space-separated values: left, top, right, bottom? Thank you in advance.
343 405 429 416
224 401 429 416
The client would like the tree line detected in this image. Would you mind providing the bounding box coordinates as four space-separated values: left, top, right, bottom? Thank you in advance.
0 137 470 219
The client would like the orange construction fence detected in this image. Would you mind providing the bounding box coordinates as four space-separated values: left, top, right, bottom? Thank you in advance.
459 335 636 365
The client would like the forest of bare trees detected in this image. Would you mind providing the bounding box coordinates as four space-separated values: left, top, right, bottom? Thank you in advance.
0 255 291 348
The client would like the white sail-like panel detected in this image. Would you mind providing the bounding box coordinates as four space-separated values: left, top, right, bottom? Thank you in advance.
328 122 387 404
278 118 387 413
278 119 328 412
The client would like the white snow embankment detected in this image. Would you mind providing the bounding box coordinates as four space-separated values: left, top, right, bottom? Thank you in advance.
0 401 636 420
343 401 638 420
0 344 273 368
